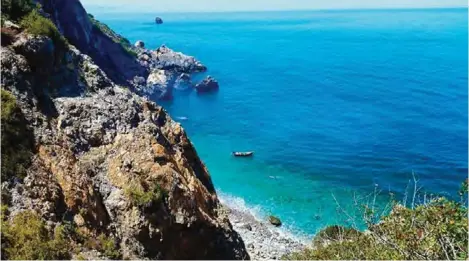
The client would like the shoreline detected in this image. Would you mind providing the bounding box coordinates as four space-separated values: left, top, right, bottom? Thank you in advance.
220 195 308 260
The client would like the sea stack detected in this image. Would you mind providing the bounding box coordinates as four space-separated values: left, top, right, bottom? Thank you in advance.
155 17 163 24
195 76 219 93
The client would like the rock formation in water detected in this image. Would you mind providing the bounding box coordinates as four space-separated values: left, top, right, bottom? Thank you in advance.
0 1 248 259
155 17 163 24
37 0 217 102
195 76 220 93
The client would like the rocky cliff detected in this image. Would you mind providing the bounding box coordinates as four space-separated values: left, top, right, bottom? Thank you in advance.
0 1 248 259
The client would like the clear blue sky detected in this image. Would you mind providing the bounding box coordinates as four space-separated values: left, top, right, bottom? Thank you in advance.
80 0 467 13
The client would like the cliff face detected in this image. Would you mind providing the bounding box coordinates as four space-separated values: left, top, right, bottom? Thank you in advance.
1 2 248 260
37 0 147 85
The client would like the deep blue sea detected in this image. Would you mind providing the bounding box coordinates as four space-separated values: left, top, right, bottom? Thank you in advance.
89 8 468 237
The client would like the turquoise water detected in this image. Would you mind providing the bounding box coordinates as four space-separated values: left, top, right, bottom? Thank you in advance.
91 9 468 237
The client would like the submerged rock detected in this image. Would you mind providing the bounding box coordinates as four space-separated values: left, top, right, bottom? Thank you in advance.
268 215 282 227
174 73 192 90
195 76 219 93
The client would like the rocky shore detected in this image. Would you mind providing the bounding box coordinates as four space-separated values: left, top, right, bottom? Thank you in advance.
222 203 307 260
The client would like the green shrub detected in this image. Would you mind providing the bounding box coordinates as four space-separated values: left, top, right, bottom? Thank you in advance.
1 0 34 22
124 181 164 208
2 211 71 260
283 197 468 260
312 225 361 246
83 233 120 259
1 89 34 181
20 9 68 57
98 234 120 259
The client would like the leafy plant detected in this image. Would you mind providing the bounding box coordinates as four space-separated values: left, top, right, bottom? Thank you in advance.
1 89 34 181
2 211 71 260
20 9 68 54
83 233 121 259
283 182 468 260
1 0 34 22
98 234 121 259
124 181 164 208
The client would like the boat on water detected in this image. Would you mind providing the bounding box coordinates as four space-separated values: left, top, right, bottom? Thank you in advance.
232 151 254 157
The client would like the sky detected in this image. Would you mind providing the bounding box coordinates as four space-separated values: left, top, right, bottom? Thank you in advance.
80 0 467 13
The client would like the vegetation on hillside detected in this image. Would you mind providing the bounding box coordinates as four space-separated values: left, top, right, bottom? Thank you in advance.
1 89 34 181
20 8 68 59
0 207 123 259
1 211 72 260
1 0 34 23
88 14 138 57
283 180 469 260
124 180 165 208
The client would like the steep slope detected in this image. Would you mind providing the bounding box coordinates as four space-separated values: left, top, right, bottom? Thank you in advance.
0 3 248 260
37 0 147 85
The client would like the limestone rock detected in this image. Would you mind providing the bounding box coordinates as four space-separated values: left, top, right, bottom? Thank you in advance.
145 69 174 100
154 45 207 73
1 25 248 259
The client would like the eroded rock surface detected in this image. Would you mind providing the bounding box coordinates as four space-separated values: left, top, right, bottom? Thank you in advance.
1 15 248 260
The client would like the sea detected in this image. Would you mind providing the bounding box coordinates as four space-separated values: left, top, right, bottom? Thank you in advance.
87 8 468 238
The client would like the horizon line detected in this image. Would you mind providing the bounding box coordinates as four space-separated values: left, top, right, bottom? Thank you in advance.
84 5 468 15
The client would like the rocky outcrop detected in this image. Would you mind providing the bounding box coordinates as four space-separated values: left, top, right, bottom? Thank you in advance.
1 17 248 261
33 0 218 101
195 76 219 93
153 45 207 73
133 45 211 99
134 40 145 49
145 69 175 100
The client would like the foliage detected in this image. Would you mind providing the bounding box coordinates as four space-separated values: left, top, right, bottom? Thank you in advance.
20 9 68 54
0 204 8 220
1 89 34 181
2 211 71 260
312 225 361 245
98 234 121 259
83 233 120 259
283 196 468 260
1 0 34 22
88 14 138 57
124 181 164 208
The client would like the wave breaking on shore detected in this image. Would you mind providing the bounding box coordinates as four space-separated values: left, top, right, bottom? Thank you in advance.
218 192 308 260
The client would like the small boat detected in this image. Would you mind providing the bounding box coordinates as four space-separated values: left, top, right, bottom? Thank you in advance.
176 116 188 121
232 151 254 157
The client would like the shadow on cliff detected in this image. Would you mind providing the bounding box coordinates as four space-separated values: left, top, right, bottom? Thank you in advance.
38 0 148 86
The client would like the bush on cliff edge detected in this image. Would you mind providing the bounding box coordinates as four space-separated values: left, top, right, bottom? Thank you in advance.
283 182 468 260
20 8 68 56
